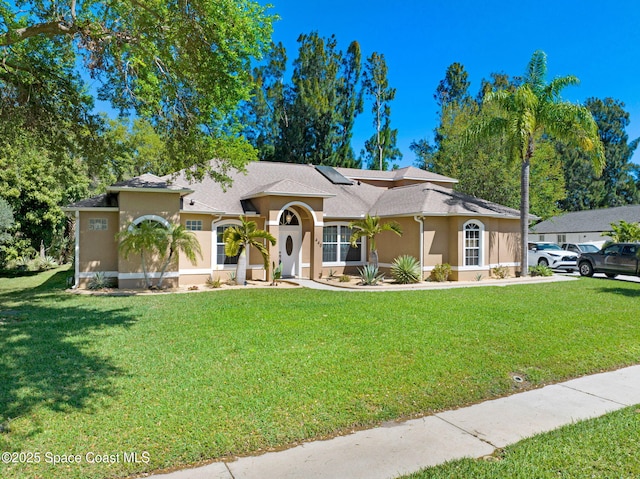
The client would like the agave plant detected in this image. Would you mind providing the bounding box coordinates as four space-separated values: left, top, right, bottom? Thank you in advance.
390 255 421 284
358 264 385 286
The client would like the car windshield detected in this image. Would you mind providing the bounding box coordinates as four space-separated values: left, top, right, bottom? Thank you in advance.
579 244 599 253
537 244 562 251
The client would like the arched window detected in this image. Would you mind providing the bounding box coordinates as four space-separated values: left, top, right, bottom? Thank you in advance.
464 221 483 266
279 209 300 226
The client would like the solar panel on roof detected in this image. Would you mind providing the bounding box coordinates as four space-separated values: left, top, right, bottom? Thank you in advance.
315 165 353 185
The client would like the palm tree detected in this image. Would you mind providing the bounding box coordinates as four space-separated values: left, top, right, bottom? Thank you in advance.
223 216 276 285
349 214 402 268
471 51 604 276
117 220 166 288
157 224 202 288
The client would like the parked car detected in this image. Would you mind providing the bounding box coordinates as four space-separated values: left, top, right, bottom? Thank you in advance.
528 242 579 271
578 242 640 278
561 242 601 254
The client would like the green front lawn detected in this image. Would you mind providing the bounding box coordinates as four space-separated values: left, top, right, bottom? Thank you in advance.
1 267 639 479
404 406 640 478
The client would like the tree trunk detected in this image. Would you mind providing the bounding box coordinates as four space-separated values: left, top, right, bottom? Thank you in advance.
520 145 533 277
370 249 379 269
141 252 152 288
236 247 247 285
156 251 174 289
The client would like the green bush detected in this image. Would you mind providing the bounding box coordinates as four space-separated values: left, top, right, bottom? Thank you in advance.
87 272 115 290
339 274 351 283
358 264 385 286
32 256 59 271
491 265 510 279
529 264 553 277
431 263 451 282
390 255 421 284
206 276 223 289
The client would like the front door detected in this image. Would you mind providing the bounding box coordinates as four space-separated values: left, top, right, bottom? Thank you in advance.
279 226 301 278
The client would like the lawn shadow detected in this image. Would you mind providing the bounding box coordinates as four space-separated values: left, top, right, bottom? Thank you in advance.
0 271 137 431
595 285 640 298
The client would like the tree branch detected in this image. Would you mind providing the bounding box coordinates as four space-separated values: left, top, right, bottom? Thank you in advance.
0 20 81 47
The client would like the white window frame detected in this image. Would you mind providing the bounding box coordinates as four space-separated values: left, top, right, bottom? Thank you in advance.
557 234 566 244
213 220 242 270
322 223 365 266
186 219 203 231
463 220 484 268
89 218 108 231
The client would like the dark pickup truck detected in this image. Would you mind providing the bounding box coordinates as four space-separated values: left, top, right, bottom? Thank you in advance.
578 242 640 278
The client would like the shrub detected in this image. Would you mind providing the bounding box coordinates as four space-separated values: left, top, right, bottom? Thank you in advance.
358 264 384 286
431 263 451 282
87 272 114 290
271 261 282 286
529 264 553 277
226 271 237 286
491 265 510 279
339 274 351 283
32 256 59 271
475 273 483 281
390 255 421 284
206 276 223 289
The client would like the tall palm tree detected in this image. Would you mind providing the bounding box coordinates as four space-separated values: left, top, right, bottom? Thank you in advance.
349 214 402 268
471 51 604 276
117 220 166 288
157 224 202 288
223 216 276 285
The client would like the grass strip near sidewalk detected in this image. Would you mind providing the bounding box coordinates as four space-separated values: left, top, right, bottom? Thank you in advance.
0 267 639 478
404 406 640 478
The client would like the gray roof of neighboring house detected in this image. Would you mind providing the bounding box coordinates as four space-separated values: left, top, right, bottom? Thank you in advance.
68 161 519 220
531 205 640 233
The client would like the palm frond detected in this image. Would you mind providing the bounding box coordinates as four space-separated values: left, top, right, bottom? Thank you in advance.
525 50 547 92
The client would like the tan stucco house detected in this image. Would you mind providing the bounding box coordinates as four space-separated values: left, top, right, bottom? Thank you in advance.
65 161 522 288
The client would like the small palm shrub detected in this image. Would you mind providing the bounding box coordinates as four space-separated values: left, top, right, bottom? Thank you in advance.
390 255 421 284
491 265 510 279
87 272 114 290
358 264 385 286
33 256 59 271
226 271 237 285
206 276 223 288
431 263 451 282
529 264 553 277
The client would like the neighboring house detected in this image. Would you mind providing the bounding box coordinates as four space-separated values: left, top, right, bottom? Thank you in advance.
530 205 640 245
65 161 522 288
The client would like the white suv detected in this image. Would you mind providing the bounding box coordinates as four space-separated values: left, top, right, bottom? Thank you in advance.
528 242 579 272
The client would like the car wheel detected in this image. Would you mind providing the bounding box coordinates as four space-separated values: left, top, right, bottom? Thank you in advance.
579 261 594 277
605 273 618 279
538 258 549 267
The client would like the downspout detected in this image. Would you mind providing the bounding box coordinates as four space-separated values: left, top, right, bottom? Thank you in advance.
74 210 80 288
211 215 222 278
414 215 424 280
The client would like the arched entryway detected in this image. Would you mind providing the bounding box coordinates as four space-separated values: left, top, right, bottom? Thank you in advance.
278 208 301 277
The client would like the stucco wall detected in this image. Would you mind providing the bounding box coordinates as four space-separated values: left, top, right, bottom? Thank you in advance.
376 216 420 266
117 191 181 287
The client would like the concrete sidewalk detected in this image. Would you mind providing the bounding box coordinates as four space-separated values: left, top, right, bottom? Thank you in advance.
151 365 640 479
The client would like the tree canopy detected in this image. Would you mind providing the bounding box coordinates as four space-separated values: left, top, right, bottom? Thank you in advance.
0 0 275 182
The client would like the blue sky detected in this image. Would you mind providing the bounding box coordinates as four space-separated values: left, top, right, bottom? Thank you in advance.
264 0 640 168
